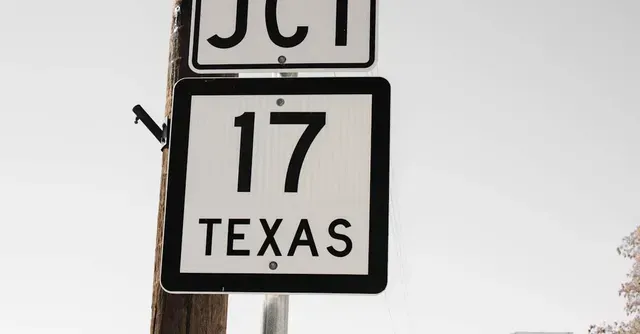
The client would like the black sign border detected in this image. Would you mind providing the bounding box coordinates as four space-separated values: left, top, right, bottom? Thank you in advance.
189 0 377 71
161 77 390 294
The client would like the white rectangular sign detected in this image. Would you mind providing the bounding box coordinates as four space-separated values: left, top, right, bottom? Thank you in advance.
188 0 378 73
161 77 390 294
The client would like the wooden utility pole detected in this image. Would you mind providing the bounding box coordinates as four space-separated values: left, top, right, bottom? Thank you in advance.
149 1 232 333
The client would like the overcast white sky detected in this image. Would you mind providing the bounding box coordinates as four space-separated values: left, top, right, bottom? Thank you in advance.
1 0 639 333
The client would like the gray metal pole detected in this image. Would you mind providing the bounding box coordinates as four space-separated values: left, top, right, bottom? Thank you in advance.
261 294 289 334
261 70 297 334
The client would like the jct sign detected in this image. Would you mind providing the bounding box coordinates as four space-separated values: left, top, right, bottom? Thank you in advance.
188 0 378 73
160 77 390 294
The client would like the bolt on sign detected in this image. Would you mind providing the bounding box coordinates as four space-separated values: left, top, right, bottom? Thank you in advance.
160 77 390 294
187 0 378 73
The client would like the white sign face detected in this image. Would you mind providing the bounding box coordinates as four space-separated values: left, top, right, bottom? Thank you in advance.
188 0 377 73
161 77 390 294
181 94 371 275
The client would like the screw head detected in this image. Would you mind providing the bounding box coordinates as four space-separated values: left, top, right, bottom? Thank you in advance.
276 98 285 106
278 56 287 64
269 261 278 270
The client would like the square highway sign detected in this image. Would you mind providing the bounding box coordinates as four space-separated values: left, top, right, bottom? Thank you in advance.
188 0 378 73
160 77 390 294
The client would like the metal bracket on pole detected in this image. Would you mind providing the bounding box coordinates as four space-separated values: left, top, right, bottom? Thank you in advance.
132 104 170 150
261 295 289 334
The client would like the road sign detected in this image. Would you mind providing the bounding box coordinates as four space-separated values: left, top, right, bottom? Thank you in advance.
160 77 390 294
188 0 378 73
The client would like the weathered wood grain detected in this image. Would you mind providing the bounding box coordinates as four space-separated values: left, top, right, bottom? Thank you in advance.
149 1 229 333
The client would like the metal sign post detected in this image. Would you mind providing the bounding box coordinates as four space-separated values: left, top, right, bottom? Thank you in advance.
261 295 289 334
259 71 298 334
